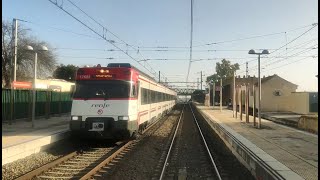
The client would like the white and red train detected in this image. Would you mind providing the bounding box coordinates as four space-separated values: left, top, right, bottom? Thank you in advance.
70 63 177 139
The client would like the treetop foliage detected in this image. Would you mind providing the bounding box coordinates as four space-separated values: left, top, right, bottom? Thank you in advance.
206 59 240 83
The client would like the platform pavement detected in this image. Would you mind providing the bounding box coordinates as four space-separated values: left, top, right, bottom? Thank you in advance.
2 115 71 165
195 104 318 180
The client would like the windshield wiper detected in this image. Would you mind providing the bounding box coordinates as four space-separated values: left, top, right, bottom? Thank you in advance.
83 94 89 101
104 92 109 101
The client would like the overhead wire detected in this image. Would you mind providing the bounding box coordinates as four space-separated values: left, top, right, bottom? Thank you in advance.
47 0 164 81
238 27 318 74
66 0 165 82
192 23 317 47
262 55 318 72
186 0 194 84
263 44 318 67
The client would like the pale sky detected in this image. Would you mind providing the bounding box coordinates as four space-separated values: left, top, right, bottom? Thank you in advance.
3 0 318 91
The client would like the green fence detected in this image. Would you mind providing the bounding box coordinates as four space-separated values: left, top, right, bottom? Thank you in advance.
2 89 72 122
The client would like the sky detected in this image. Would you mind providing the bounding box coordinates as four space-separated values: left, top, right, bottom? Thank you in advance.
2 0 318 91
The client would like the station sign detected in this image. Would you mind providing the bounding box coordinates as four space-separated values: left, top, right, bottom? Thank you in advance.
12 81 32 89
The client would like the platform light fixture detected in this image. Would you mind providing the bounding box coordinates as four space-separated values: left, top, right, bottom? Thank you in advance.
248 49 269 129
26 45 49 128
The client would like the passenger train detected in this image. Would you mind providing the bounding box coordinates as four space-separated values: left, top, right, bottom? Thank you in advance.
70 63 177 140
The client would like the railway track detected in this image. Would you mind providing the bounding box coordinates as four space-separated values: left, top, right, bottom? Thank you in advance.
158 103 222 180
15 141 132 180
16 110 169 180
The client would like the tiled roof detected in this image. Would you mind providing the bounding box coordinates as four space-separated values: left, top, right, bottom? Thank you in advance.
254 74 297 86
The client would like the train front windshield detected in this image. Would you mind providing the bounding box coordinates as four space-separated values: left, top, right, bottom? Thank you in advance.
73 80 135 99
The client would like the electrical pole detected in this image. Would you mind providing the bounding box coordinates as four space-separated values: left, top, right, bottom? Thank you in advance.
245 62 249 123
186 0 193 83
200 71 203 90
208 83 211 107
10 18 18 124
235 85 238 119
13 18 18 82
220 78 222 112
246 62 248 78
197 78 199 89
212 82 215 108
233 71 236 117
253 85 256 126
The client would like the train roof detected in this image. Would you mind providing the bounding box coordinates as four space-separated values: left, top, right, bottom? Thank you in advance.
107 63 155 81
107 63 176 94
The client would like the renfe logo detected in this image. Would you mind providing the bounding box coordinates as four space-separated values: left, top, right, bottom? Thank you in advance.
91 103 110 109
97 109 103 115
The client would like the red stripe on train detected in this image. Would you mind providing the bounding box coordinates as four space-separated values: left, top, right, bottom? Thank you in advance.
73 98 137 100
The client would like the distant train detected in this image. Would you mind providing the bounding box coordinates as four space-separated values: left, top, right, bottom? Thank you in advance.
70 63 177 140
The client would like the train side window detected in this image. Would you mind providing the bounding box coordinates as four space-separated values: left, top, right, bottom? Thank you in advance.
152 90 156 103
158 91 160 102
137 81 140 97
141 88 144 104
147 89 151 104
142 88 148 105
161 92 163 102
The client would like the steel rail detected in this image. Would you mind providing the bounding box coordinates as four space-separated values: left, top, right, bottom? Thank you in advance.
16 151 78 180
189 103 222 180
17 108 177 180
80 141 133 180
159 104 185 180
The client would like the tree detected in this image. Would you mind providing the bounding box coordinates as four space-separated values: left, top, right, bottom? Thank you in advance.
2 20 57 87
191 90 205 103
53 64 78 82
206 59 240 82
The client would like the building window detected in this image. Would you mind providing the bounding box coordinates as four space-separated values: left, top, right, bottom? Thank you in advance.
273 90 282 96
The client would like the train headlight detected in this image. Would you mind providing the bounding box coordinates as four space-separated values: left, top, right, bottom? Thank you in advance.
118 116 129 120
71 116 82 121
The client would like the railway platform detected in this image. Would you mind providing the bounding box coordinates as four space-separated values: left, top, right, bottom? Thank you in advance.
2 115 70 165
195 104 318 180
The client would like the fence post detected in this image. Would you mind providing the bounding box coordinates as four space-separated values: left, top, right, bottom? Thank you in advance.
49 90 51 118
235 86 238 119
45 90 50 119
28 89 32 121
59 89 62 116
246 84 250 123
10 89 14 124
253 85 256 126
240 87 242 121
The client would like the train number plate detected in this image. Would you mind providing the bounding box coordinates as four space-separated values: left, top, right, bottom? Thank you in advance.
91 122 104 131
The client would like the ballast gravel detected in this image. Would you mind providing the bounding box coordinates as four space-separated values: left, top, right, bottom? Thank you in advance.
97 108 181 179
2 141 74 180
2 151 62 180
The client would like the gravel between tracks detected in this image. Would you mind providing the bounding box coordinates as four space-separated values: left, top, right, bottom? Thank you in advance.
97 107 181 179
2 140 74 180
163 104 217 179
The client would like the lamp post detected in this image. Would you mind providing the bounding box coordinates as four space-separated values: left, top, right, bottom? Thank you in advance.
27 45 48 128
248 49 269 129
